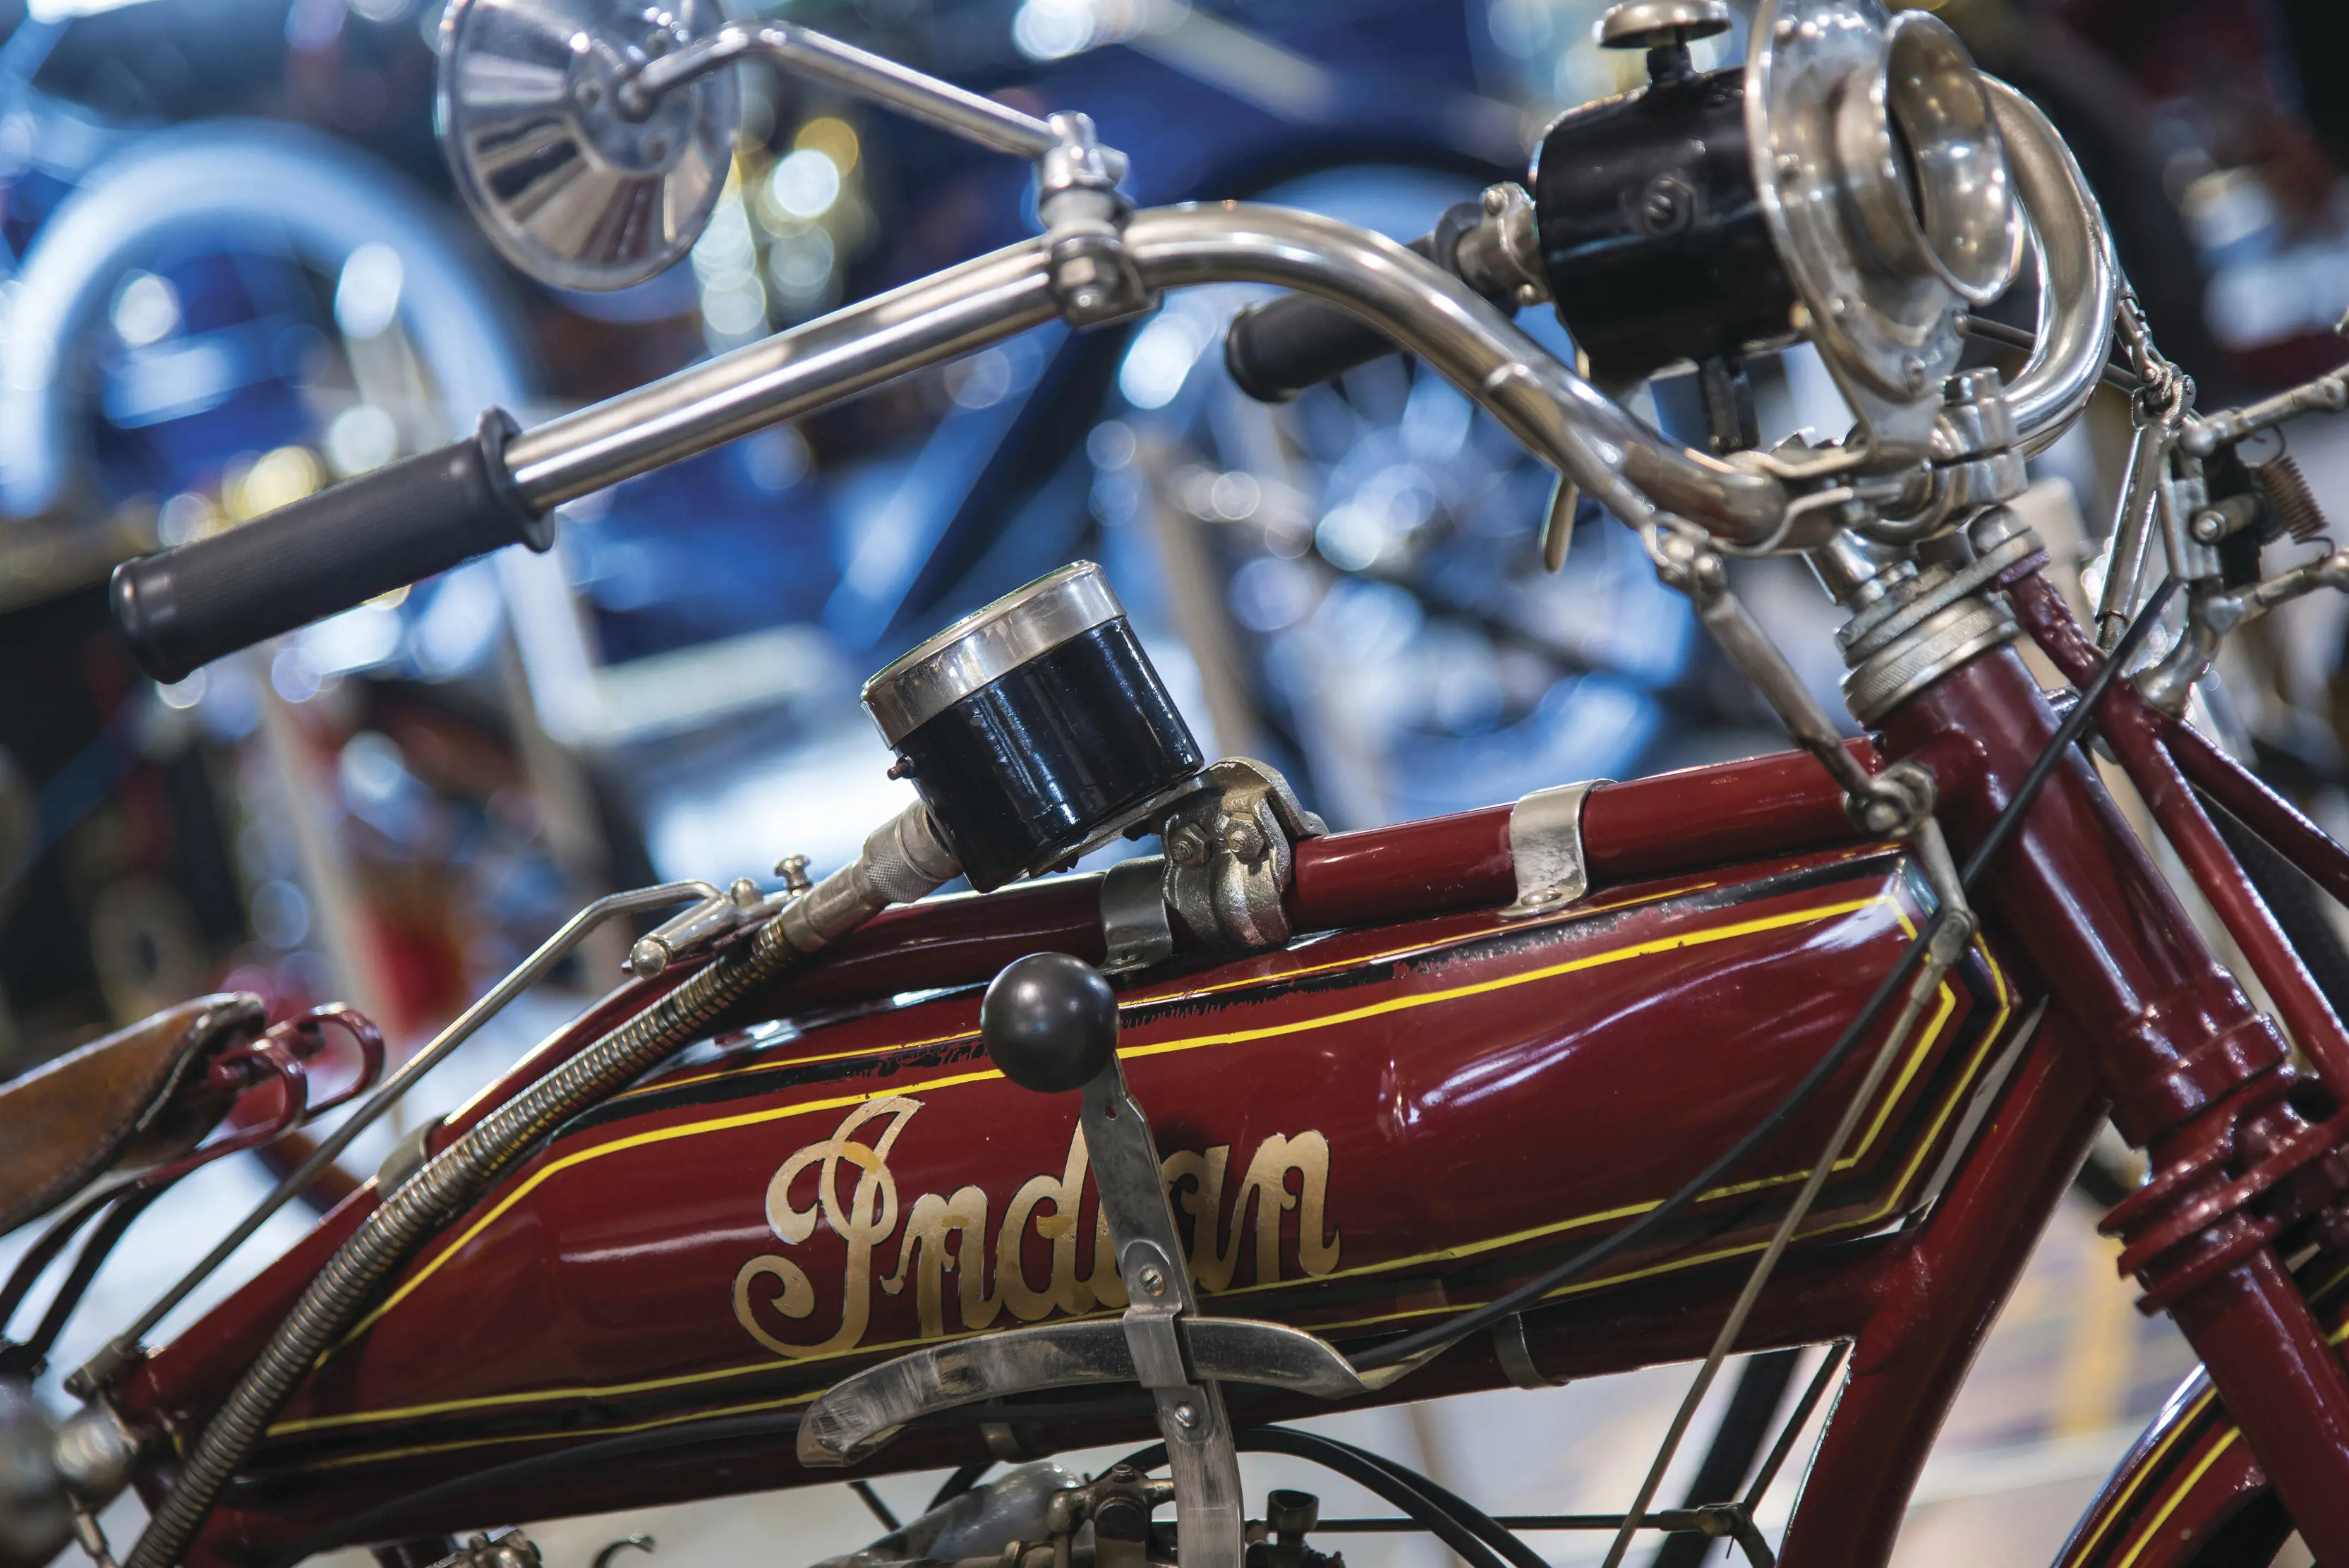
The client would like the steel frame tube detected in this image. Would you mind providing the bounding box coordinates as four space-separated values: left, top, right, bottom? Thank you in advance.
2100 701 2349 1099
2167 719 2349 912
2005 571 2349 1102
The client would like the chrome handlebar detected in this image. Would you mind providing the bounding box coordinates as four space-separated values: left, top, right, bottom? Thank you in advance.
1987 77 2120 460
505 203 1795 540
507 87 2116 550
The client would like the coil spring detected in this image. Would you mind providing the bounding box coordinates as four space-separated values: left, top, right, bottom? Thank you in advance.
2254 453 2329 543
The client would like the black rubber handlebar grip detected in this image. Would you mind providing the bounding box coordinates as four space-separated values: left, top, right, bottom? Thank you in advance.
110 409 551 684
1223 208 1494 404
1224 289 1413 404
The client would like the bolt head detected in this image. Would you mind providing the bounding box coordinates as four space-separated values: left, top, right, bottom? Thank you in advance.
1483 185 1509 215
1139 1265 1168 1296
628 936 670 978
774 853 812 891
1172 1401 1200 1429
1224 820 1267 860
1168 824 1208 865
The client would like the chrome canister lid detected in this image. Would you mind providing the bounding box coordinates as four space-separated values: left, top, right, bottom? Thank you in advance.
862 562 1126 745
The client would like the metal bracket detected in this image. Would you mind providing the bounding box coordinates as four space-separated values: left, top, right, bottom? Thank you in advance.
1161 759 1326 951
1500 780 1605 919
799 1317 1388 1466
1079 1052 1242 1568
1647 525 1935 838
1490 1313 1571 1389
624 877 780 979
1101 855 1175 974
804 1044 1257 1568
1037 113 1152 328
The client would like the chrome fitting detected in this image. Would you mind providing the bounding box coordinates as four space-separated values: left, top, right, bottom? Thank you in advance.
1839 527 2036 727
428 1529 542 1568
1037 112 1150 327
778 802 962 954
1161 759 1325 950
1926 367 2027 514
1846 759 1937 839
51 1400 140 1504
1456 182 1549 309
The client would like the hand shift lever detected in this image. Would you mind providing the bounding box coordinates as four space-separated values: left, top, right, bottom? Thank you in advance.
979 953 1120 1093
979 953 1245 1568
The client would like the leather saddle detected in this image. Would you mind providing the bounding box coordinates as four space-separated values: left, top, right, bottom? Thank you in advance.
0 994 267 1236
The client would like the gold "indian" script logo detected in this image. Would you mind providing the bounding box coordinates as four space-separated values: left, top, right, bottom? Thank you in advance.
733 1097 1339 1357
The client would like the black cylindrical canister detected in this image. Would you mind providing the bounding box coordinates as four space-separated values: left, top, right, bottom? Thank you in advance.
1531 64 1797 385
862 562 1204 892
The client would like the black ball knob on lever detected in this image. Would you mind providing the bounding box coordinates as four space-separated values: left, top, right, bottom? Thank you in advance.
980 953 1121 1093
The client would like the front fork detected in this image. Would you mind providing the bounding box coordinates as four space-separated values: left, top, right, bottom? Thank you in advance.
1875 565 2349 1555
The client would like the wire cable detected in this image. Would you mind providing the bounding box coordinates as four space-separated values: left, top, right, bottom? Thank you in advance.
1958 314 2139 393
270 1412 805 1568
1113 1427 1516 1568
1352 574 2179 1374
926 1459 994 1513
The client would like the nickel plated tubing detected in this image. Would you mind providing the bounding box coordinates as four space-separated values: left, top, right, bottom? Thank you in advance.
502 205 1793 543
1985 79 2119 458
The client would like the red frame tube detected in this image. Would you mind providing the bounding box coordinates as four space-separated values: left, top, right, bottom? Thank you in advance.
1969 571 2349 1559
2004 572 2349 1098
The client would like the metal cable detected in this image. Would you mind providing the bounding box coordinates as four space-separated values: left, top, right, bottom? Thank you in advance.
1957 314 2137 394
1115 1427 1515 1568
93 881 723 1377
1593 579 2182 1567
270 1412 807 1568
1355 579 2180 1375
1599 887 1969 1568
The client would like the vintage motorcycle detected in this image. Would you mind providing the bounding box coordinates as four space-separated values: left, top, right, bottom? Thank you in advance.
11 0 2349 1564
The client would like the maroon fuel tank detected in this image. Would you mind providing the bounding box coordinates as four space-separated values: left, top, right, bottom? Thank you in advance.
138 824 2041 1560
